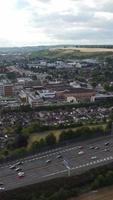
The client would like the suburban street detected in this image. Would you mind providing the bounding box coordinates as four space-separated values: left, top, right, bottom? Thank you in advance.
0 135 113 191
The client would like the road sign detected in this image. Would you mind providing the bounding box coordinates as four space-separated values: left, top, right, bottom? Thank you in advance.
63 159 71 176
63 159 70 169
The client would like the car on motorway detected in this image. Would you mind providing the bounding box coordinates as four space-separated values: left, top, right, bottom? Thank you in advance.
78 151 84 155
94 146 100 150
105 142 109 146
45 159 51 164
104 148 110 152
91 156 97 160
56 154 62 159
15 167 22 172
89 146 95 149
15 161 23 166
0 182 4 186
0 187 5 191
9 164 16 169
78 145 83 149
18 171 25 178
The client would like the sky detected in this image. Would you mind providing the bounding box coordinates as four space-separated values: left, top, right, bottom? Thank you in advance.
0 0 113 47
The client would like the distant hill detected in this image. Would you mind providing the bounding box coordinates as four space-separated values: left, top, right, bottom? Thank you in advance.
30 47 113 60
0 45 113 55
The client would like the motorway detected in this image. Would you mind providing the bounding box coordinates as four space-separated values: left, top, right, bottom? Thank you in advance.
0 136 113 191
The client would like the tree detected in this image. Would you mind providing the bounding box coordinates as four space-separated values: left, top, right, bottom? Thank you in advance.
31 141 39 152
105 171 113 185
45 133 56 146
14 134 28 148
97 174 105 187
38 138 46 149
15 122 23 134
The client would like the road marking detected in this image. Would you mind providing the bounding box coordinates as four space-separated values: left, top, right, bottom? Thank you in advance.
42 169 67 178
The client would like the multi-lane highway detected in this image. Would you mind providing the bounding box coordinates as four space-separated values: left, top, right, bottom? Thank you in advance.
0 136 113 191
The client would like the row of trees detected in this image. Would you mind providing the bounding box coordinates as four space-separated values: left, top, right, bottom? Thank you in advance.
92 170 113 189
2 98 113 114
30 126 108 153
0 124 108 162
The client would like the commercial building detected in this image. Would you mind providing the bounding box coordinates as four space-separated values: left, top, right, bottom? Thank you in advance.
4 84 14 97
56 88 96 103
0 83 4 96
91 94 113 102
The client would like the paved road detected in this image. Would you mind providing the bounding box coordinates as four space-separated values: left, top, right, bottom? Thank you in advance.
0 136 113 191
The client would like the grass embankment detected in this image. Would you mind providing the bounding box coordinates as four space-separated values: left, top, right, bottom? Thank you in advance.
28 124 107 149
70 185 113 200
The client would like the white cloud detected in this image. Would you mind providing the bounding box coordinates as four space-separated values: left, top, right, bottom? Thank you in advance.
0 0 113 46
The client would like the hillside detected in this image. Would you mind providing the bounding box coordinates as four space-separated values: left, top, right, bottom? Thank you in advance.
30 47 113 60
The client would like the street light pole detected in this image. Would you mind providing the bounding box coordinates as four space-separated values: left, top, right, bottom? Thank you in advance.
67 167 71 177
111 122 113 136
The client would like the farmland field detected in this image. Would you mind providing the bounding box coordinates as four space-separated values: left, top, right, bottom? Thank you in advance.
50 47 113 52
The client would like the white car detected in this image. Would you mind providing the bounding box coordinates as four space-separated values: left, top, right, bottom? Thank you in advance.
0 187 5 190
95 146 99 150
78 146 83 149
9 165 16 169
105 142 109 146
45 159 51 163
78 151 84 155
15 161 23 166
15 168 22 172
104 148 110 152
91 156 97 160
18 171 25 178
56 154 62 159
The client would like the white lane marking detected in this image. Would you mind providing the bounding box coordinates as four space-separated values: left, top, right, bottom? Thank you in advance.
42 169 67 178
65 156 113 173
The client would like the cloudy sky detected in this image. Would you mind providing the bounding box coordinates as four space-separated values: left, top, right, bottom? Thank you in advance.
0 0 113 47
